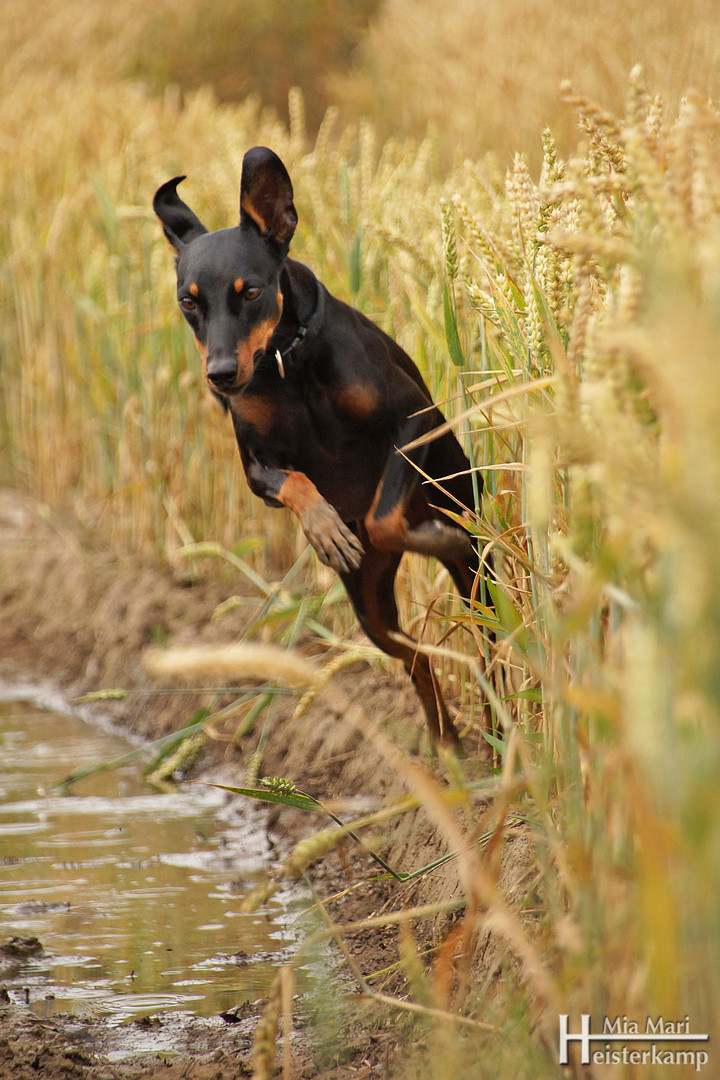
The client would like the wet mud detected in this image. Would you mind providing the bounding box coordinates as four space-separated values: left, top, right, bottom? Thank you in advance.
0 491 534 1078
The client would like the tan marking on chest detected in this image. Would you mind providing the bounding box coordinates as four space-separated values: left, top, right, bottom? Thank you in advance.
334 383 380 420
230 395 278 436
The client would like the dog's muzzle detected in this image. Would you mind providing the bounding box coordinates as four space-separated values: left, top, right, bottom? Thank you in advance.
206 355 238 390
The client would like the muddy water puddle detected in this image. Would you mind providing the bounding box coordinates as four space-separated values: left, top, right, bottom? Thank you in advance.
0 694 302 1023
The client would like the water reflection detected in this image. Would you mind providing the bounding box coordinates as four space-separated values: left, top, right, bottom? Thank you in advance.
0 697 294 1020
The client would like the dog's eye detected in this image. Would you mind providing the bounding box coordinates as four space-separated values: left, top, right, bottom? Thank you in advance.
179 297 197 312
244 286 262 301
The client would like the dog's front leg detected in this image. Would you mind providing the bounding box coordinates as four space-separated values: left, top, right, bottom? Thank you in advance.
244 459 364 574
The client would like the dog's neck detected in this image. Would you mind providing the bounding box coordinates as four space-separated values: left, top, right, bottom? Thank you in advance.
271 261 324 366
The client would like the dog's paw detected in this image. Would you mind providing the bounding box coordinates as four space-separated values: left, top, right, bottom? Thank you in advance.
301 501 364 574
405 519 474 559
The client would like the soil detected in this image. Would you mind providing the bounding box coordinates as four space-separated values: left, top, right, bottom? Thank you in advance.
0 490 536 1079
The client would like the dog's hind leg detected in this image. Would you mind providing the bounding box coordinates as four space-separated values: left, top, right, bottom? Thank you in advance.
339 530 461 748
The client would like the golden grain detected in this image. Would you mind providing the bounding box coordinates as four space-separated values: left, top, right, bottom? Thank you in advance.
3 6 720 1068
143 644 320 689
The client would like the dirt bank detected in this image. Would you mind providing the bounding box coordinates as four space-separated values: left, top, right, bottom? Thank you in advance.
0 490 535 1079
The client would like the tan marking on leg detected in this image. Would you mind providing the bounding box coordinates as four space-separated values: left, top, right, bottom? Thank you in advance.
276 472 322 514
365 500 408 551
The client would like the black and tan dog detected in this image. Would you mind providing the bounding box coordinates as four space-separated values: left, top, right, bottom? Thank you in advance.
154 146 489 747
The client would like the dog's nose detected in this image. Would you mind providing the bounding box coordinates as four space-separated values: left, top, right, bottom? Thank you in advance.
206 356 237 388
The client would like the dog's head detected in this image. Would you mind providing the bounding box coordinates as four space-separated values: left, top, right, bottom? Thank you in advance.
153 147 297 394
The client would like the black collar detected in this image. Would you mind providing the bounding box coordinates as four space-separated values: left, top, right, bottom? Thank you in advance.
273 278 325 377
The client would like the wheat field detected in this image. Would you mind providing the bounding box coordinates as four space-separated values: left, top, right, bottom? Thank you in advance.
2 2 719 1076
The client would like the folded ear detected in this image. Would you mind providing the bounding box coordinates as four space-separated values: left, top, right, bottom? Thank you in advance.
239 147 297 247
153 177 208 253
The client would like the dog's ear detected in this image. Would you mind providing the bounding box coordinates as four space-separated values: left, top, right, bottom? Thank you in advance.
153 177 208 253
239 147 297 247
